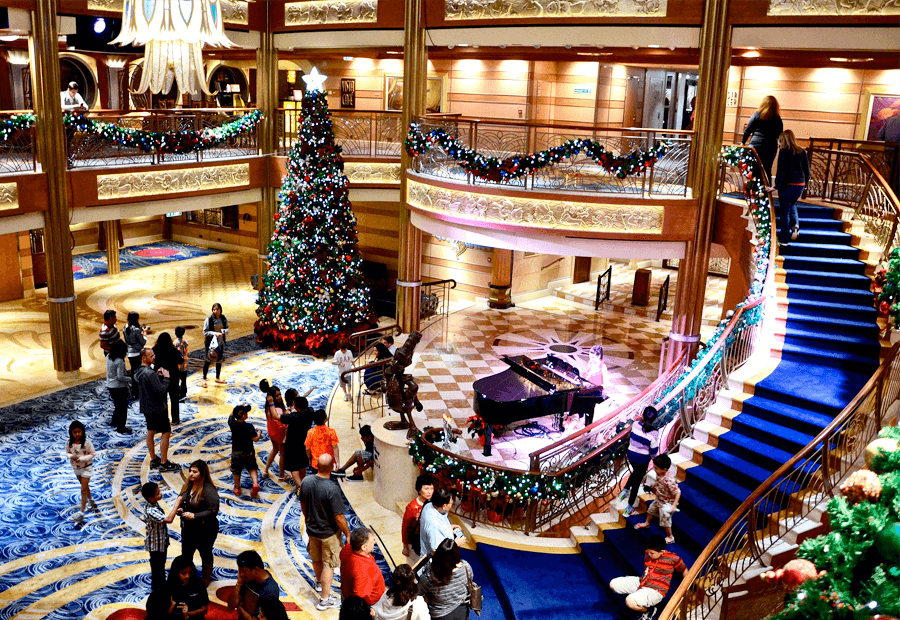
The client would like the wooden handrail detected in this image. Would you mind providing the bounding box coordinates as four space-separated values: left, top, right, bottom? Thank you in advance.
659 341 900 620
350 324 401 340
422 278 457 288
341 357 391 383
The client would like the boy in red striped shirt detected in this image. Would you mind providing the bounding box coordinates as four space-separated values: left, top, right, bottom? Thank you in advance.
611 535 687 616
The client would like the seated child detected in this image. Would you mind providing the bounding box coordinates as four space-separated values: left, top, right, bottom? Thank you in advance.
610 534 687 617
228 403 262 498
635 453 680 544
334 425 376 481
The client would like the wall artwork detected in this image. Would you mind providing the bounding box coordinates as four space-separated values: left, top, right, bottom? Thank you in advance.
341 78 356 109
768 0 898 15
385 76 446 114
863 93 900 141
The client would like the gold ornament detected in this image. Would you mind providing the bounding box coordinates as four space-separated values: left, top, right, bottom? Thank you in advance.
865 437 900 471
839 468 882 504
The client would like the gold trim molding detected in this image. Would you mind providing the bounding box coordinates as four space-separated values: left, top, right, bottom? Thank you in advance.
344 162 401 184
407 179 663 233
767 0 898 15
0 183 18 211
445 0 666 20
88 0 250 24
285 0 378 25
97 164 250 200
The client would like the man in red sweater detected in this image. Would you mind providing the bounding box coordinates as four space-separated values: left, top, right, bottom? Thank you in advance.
339 527 385 606
401 473 435 564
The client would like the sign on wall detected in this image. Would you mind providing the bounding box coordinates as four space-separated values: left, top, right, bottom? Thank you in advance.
341 78 356 109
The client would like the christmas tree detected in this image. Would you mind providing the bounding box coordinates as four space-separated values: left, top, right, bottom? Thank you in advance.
255 68 373 355
766 425 900 620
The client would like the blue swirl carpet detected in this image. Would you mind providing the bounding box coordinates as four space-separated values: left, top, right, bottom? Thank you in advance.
0 343 389 619
72 241 223 280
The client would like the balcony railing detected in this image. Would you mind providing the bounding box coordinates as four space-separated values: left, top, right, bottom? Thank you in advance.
806 147 900 257
277 108 403 158
807 136 898 192
409 116 693 197
0 110 36 174
67 108 259 169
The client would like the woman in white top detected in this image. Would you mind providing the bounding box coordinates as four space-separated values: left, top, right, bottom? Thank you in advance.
333 339 354 402
66 420 97 523
373 565 431 620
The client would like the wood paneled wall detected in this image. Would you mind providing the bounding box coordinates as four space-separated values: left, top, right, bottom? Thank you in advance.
171 204 258 252
728 67 900 143
354 198 402 281
71 216 164 253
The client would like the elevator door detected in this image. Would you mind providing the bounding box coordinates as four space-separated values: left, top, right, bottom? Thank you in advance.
642 69 667 129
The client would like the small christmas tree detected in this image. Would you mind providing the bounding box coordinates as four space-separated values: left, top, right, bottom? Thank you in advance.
255 68 373 355
766 425 900 620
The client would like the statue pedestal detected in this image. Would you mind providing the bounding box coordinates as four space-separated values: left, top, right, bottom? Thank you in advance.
372 417 420 512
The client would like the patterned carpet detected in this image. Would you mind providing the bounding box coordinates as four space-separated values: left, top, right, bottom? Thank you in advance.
72 242 223 280
0 344 388 619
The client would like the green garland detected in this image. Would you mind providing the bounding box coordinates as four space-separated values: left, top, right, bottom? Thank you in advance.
409 429 627 505
875 248 900 326
405 122 668 183
63 110 262 154
0 113 36 141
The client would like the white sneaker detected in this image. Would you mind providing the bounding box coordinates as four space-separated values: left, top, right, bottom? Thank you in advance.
316 596 341 610
344 393 350 402
72 511 84 523
315 581 322 593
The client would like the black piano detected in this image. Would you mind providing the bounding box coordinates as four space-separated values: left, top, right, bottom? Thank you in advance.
473 354 598 456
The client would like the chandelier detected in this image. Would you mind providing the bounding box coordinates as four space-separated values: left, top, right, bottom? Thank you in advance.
111 0 235 96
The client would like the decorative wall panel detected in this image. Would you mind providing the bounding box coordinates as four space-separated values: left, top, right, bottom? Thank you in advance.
97 164 250 200
445 0 667 20
0 183 18 211
767 0 899 15
407 180 663 234
88 0 250 24
285 0 378 25
344 162 401 184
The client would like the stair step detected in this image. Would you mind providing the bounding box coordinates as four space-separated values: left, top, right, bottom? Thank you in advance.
778 242 860 259
739 394 835 436
782 269 872 290
693 447 780 492
777 228 852 245
780 255 867 275
460 548 517 620
781 328 882 360
678 465 755 512
794 217 845 231
780 343 881 370
727 411 816 454
796 204 838 218
714 431 796 473
777 297 877 321
778 282 873 304
783 312 879 337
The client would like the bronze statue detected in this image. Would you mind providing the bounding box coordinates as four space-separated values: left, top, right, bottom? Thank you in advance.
384 331 423 431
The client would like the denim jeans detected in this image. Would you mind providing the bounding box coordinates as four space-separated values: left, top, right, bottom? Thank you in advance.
778 185 804 241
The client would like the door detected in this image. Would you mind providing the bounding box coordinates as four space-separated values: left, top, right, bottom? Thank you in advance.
0 233 23 302
642 69 667 129
623 70 644 128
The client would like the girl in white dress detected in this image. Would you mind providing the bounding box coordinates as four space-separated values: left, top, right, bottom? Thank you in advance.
66 420 97 522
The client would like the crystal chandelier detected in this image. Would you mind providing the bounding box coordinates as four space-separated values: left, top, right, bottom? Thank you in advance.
111 0 235 96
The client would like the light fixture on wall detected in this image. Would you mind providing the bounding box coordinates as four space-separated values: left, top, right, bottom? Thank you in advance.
0 35 19 42
111 0 235 95
5 49 29 65
287 70 297 84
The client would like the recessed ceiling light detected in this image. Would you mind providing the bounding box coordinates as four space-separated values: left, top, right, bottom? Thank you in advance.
830 57 873 62
648 44 660 48
742 51 760 58
0 35 18 42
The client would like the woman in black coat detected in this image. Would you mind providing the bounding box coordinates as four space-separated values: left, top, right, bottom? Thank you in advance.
153 332 184 424
774 129 810 245
179 460 220 586
742 96 783 183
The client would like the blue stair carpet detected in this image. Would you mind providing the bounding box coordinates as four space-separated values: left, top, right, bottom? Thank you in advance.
475 201 881 619
72 241 223 279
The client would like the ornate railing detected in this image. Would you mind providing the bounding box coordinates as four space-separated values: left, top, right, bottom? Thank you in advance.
67 108 259 168
421 278 456 323
408 145 775 535
0 110 36 173
806 147 900 257
594 266 612 310
659 343 900 620
343 324 402 428
807 136 898 191
409 116 693 197
277 108 402 158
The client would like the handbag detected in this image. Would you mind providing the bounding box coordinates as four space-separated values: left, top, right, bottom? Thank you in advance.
465 564 483 616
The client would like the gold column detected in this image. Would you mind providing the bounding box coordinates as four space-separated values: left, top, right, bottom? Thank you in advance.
31 0 81 371
396 0 427 333
256 13 277 290
488 249 514 309
669 0 732 361
104 221 120 276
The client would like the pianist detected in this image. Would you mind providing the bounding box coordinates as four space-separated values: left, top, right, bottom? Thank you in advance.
570 344 608 426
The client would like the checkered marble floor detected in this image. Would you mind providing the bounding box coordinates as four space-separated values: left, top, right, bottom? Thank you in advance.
555 264 729 326
407 302 678 470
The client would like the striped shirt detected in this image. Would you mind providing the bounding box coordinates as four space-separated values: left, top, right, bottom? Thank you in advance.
640 550 686 595
419 560 472 618
99 323 120 355
144 502 169 553
627 421 660 465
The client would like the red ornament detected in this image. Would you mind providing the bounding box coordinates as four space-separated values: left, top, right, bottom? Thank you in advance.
880 300 891 314
762 558 819 589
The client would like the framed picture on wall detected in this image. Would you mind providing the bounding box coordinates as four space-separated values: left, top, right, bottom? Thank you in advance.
862 92 900 141
384 75 447 113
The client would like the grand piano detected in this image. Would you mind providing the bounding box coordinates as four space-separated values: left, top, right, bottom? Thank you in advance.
473 354 601 456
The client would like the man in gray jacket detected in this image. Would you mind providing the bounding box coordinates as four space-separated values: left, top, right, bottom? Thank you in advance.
134 347 179 472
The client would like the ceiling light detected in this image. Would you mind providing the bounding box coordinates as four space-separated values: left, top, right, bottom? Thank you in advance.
742 51 760 58
0 35 19 42
472 44 479 48
386 51 401 54
648 44 660 48
457 43 468 47
93 18 106 34
830 56 873 62
343 56 354 61
564 44 572 49
533 44 540 48
448 45 455 49
499 45 506 49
